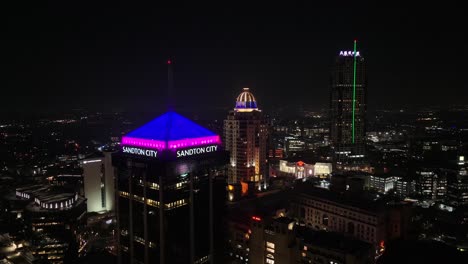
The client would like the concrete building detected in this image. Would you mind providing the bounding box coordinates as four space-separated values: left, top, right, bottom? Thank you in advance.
416 168 447 200
278 159 332 179
82 150 115 213
366 174 401 194
15 184 86 263
249 216 374 264
394 179 416 199
291 183 411 250
446 156 468 206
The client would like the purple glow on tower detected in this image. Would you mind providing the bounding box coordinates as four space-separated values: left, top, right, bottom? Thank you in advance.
120 111 222 151
121 137 166 149
122 135 221 150
167 135 221 149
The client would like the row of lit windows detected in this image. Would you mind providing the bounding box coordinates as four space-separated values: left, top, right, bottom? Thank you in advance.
32 222 63 226
266 240 275 263
303 201 376 224
138 180 187 190
165 199 188 209
47 255 63 260
146 181 160 190
35 196 77 210
39 244 67 249
120 191 159 207
34 250 64 255
194 255 210 264
119 191 187 210
35 250 64 255
16 191 31 199
121 231 157 249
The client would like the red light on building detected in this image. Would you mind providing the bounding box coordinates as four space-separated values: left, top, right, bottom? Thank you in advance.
252 216 261 221
379 240 386 253
241 181 248 195
167 60 171 65
297 161 305 167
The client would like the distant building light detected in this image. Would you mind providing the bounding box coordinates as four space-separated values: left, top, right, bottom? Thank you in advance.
83 159 102 164
252 216 262 221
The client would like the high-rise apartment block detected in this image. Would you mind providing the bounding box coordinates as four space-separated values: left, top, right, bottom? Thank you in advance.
224 88 268 188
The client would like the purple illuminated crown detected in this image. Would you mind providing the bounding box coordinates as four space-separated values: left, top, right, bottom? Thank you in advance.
121 111 221 150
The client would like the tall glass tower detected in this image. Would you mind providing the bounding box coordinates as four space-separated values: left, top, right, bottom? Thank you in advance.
330 46 367 163
113 111 228 264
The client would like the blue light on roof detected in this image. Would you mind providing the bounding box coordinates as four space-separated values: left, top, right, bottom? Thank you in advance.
121 111 221 150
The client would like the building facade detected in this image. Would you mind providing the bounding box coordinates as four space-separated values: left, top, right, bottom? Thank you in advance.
16 185 86 263
290 183 412 252
249 216 374 264
366 174 401 194
82 150 115 213
224 88 268 189
394 179 416 199
416 168 447 200
446 156 468 206
330 48 367 162
113 111 228 264
278 160 332 179
292 187 385 247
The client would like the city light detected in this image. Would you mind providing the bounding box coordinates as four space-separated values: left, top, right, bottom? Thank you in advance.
251 216 262 221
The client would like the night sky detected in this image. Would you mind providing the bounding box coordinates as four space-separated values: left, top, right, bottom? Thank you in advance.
4 1 465 116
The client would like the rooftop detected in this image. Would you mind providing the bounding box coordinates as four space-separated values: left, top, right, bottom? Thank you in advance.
295 182 386 213
297 226 373 254
121 111 221 150
234 88 259 112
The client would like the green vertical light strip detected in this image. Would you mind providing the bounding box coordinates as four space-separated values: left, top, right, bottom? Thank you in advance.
352 40 357 144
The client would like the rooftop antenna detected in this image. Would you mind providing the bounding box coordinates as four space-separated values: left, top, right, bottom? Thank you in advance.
161 58 174 263
165 58 174 150
167 58 174 111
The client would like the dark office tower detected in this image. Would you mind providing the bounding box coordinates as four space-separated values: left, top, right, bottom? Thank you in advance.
330 43 367 163
224 88 268 191
113 111 228 264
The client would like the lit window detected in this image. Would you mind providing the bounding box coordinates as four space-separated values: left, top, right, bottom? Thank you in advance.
266 242 275 249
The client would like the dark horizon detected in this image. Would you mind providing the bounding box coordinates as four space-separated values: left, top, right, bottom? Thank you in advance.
4 1 464 115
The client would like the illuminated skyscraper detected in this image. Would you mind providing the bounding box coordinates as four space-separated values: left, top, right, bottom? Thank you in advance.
113 111 227 264
224 88 268 189
330 42 367 162
82 150 115 213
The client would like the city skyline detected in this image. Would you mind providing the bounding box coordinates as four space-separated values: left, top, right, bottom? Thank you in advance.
2 2 468 264
4 2 464 114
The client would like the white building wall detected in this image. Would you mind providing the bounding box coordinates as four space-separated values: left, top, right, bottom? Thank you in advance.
83 152 115 213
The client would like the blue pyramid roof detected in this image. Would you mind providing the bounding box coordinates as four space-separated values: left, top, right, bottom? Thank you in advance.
122 111 220 150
